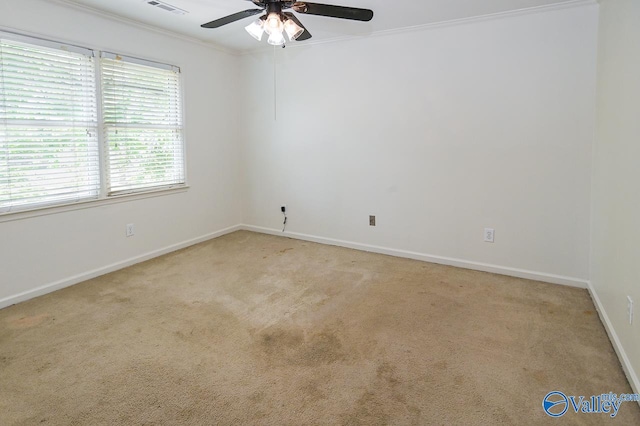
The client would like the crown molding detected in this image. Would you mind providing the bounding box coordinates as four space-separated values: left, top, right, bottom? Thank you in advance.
240 0 598 55
48 0 238 56
42 0 597 56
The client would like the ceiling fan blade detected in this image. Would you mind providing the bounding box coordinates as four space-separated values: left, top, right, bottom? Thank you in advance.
201 9 264 29
292 2 373 21
283 12 312 41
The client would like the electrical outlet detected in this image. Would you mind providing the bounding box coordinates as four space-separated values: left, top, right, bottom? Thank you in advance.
369 215 376 226
484 228 495 243
126 223 135 237
628 296 634 325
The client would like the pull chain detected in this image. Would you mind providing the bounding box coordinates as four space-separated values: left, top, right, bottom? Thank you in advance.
273 45 277 121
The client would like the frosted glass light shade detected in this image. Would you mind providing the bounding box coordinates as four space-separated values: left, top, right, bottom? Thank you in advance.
245 19 265 41
264 13 283 36
284 19 304 41
267 30 285 46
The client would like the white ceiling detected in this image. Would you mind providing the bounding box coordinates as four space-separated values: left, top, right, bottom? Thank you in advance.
63 0 581 52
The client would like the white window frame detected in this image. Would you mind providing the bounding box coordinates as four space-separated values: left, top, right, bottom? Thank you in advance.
0 30 188 222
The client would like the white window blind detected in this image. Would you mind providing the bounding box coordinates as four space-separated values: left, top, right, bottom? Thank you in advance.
101 53 184 195
0 37 99 213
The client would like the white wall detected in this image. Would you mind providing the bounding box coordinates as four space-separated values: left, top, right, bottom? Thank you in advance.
0 2 602 304
591 0 640 392
239 4 598 285
0 0 242 306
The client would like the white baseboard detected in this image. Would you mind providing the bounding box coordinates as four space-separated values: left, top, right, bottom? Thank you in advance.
0 224 242 309
0 223 590 311
588 282 640 398
240 225 589 288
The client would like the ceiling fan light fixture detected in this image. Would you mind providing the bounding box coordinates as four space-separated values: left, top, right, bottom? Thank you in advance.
264 12 283 36
267 30 285 46
201 1 374 45
284 18 304 41
244 18 265 41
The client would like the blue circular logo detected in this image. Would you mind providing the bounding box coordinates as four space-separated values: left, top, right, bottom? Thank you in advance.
543 391 569 417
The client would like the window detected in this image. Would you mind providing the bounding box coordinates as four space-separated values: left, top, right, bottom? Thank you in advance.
0 32 185 215
0 37 99 212
101 53 184 195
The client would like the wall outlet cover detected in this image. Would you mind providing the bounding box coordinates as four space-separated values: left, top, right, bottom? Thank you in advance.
484 228 495 243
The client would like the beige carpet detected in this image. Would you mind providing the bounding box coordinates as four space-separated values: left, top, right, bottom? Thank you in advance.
1 231 638 425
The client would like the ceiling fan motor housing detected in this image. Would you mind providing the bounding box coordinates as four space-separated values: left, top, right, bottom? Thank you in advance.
266 1 283 16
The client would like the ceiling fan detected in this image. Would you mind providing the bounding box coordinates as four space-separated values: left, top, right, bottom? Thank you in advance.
201 1 374 46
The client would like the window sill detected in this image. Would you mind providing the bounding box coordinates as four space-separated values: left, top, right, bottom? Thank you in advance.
0 185 189 223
